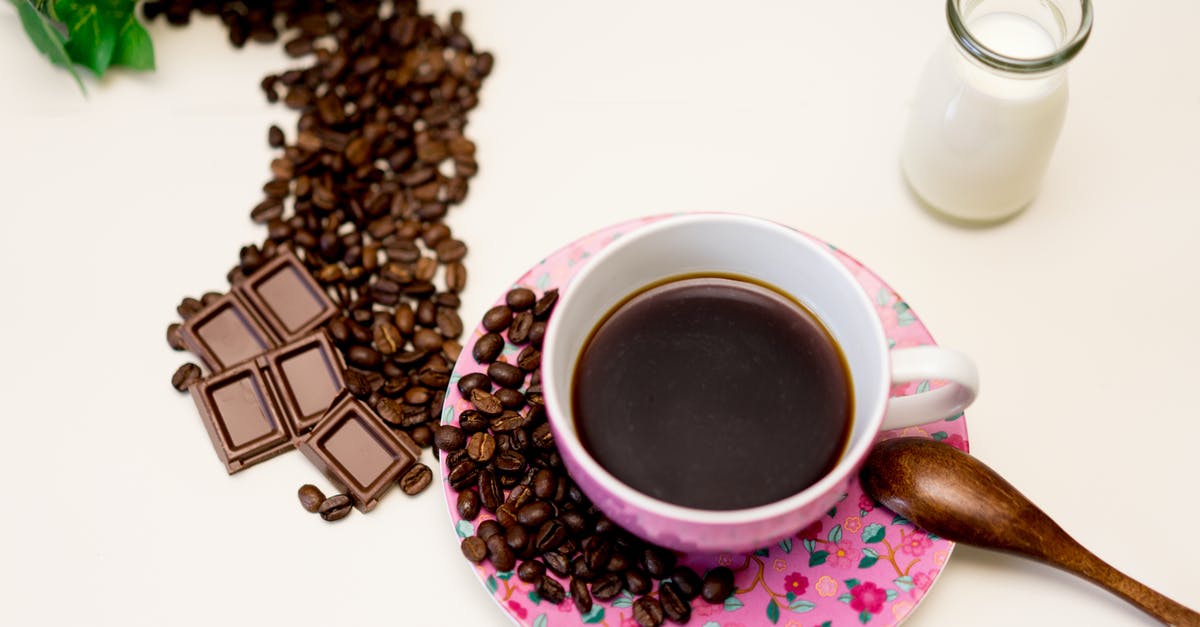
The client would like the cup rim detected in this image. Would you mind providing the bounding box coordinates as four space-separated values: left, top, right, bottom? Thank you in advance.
542 213 891 525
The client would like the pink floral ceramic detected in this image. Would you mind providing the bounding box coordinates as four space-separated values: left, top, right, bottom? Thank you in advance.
440 216 968 626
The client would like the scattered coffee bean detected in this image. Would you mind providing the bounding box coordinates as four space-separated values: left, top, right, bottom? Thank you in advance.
434 424 466 451
632 596 665 627
701 566 735 604
659 581 691 623
517 559 545 584
476 519 504 541
487 361 524 389
591 573 624 600
532 289 558 319
473 332 504 363
543 551 570 577
478 468 503 512
399 463 433 495
671 566 702 600
318 494 353 522
571 576 593 614
166 323 185 350
494 387 526 409
298 484 326 513
457 372 492 396
506 287 536 311
537 575 566 604
643 547 677 579
470 388 503 415
516 346 540 372
505 524 530 553
466 431 496 463
482 305 514 332
171 362 202 391
457 489 481 521
461 536 488 563
625 569 653 595
508 310 533 344
486 534 516 572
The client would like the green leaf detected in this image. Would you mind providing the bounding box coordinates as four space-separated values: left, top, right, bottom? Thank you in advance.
485 575 497 594
754 547 770 557
766 598 780 624
497 571 512 580
931 431 948 441
916 380 931 394
110 11 154 70
802 538 816 553
859 610 873 624
861 523 886 543
611 591 634 608
876 287 890 306
828 524 843 544
528 590 542 604
11 0 86 92
945 412 964 422
858 555 879 568
454 520 474 538
892 514 911 525
837 593 853 603
894 575 915 591
581 605 605 623
55 0 119 75
533 615 547 627
703 623 721 627
845 578 861 589
778 538 793 553
808 550 829 567
821 622 833 627
790 599 817 612
886 589 898 601
723 596 745 611
826 506 838 518
786 591 796 602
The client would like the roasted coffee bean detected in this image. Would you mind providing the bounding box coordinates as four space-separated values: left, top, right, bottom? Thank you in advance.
493 450 526 473
506 287 536 311
505 524 530 553
436 308 463 338
466 431 496 462
531 423 554 449
347 345 383 369
507 310 533 344
671 566 702 600
470 388 503 415
473 332 504 363
658 581 691 623
412 328 443 352
458 410 489 433
489 410 528 432
445 261 467 293
516 346 541 372
532 469 556 500
643 547 677 579
176 296 204 319
542 551 570 577
482 305 513 332
624 569 652 595
632 596 664 627
318 494 353 521
268 124 285 147
495 503 519 528
434 425 465 449
593 517 617 536
373 322 403 355
298 484 326 513
701 567 735 604
537 575 565 604
166 323 185 350
585 537 612 572
435 238 468 263
606 552 632 573
533 289 558 319
560 510 588 536
570 556 596 581
517 559 546 584
171 363 202 391
486 534 516 572
374 397 405 426
404 386 431 405
529 320 547 348
494 387 526 410
478 468 503 512
591 573 624 601
416 297 437 325
456 489 481 521
461 536 487 563
448 460 480 490
535 519 568 552
516 501 554 528
487 361 524 389
399 462 432 495
456 372 492 396
410 424 433 448
476 519 504 541
571 576 593 613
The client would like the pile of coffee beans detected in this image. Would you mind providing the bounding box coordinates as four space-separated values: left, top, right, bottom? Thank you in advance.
438 287 736 626
164 0 490 462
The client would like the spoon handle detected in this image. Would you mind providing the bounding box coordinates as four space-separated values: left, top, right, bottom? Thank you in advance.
1047 539 1200 626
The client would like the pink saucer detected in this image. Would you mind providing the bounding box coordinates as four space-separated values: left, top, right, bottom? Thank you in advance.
440 216 969 626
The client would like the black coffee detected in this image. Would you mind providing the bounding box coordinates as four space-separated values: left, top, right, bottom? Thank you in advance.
572 276 853 510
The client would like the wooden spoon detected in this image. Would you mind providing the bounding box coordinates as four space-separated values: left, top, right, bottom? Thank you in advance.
860 437 1200 626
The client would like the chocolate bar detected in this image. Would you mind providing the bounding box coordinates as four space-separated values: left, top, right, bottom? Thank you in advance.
180 250 337 372
190 330 346 473
298 392 420 512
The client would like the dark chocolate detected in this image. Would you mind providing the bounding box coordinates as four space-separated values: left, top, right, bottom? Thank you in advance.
262 331 346 435
298 392 420 511
190 360 293 473
179 249 337 372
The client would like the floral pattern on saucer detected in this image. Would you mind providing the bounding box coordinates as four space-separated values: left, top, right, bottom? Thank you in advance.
440 215 968 626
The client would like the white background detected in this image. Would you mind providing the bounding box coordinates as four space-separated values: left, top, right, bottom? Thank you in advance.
1 1 1198 625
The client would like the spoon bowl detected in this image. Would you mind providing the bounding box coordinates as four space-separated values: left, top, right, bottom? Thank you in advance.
860 437 1199 626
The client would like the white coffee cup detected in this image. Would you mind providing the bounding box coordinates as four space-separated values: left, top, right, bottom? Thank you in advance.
541 213 979 552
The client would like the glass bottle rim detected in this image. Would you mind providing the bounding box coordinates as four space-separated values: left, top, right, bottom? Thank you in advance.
947 0 1093 74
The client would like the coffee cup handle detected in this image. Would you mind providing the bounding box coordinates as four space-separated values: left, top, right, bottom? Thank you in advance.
881 346 979 430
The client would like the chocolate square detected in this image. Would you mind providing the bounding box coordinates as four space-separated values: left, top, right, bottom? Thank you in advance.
179 292 276 373
238 251 336 343
190 360 294 474
262 331 346 437
298 393 420 511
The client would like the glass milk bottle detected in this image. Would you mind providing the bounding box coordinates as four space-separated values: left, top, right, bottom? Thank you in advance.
901 0 1093 223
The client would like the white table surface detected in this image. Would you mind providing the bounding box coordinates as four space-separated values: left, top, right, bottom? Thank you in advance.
2 2 1197 625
